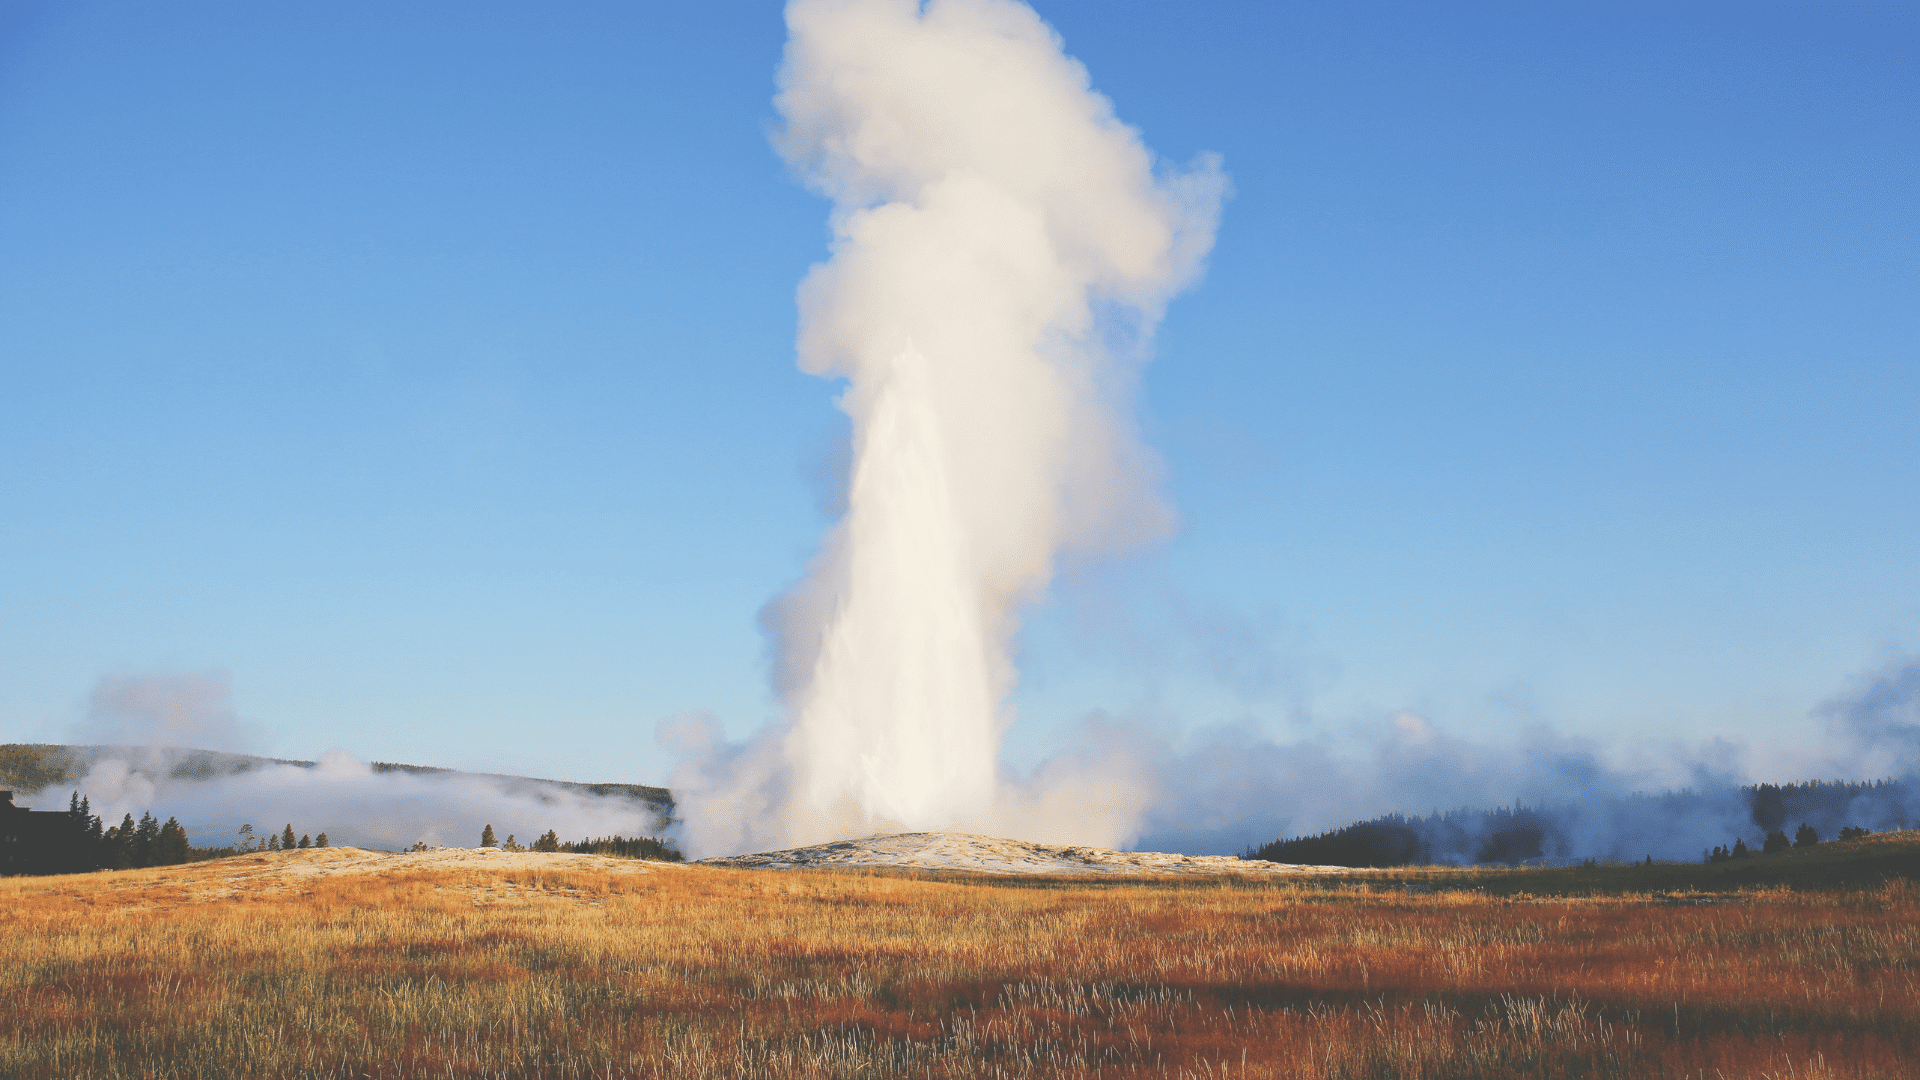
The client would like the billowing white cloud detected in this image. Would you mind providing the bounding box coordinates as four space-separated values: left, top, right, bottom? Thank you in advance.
688 0 1225 854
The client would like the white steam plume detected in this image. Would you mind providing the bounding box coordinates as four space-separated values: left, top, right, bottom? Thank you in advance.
697 0 1223 854
80 670 254 752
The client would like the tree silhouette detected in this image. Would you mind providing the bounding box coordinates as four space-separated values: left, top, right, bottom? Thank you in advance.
61 793 103 873
1794 822 1819 848
133 812 160 867
481 824 496 848
556 834 684 862
157 818 189 864
104 813 136 869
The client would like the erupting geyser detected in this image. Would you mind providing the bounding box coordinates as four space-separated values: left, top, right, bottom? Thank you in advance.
678 0 1224 855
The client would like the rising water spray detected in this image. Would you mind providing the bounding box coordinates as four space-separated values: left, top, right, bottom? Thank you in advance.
678 0 1224 854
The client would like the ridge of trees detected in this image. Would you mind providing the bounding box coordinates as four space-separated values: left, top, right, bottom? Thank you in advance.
474 823 682 862
557 834 683 862
3 792 215 874
0 743 673 813
3 792 349 876
225 822 330 855
1244 778 1913 869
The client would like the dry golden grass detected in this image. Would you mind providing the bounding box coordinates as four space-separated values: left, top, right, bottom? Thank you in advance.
1 844 1915 1079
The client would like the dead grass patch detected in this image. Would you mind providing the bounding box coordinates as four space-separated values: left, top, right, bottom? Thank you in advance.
0 848 1912 1078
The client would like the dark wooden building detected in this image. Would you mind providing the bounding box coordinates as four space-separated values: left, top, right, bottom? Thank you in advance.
0 790 74 876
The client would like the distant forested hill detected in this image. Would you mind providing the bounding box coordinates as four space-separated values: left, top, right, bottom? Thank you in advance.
0 743 673 812
1244 779 1916 868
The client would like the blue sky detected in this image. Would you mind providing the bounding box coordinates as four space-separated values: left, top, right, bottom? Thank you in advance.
3 1 1915 794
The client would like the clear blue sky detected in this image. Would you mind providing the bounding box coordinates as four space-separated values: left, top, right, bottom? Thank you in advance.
3 1 1914 792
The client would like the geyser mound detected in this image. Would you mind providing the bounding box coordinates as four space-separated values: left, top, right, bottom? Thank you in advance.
699 831 1306 877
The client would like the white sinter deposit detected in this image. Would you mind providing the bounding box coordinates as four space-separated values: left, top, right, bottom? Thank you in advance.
700 831 1321 876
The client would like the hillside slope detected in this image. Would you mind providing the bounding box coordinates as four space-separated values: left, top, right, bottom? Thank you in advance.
702 827 1920 894
0 742 672 810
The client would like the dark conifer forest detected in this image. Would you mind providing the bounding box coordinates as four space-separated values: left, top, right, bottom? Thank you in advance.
1243 779 1914 868
1 792 201 875
556 834 684 862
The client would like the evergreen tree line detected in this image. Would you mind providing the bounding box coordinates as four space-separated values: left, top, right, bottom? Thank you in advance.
1243 777 1913 869
477 823 682 862
232 822 328 853
13 793 198 874
557 834 683 862
4 795 344 876
1242 806 1554 869
1705 821 1873 862
1743 780 1903 830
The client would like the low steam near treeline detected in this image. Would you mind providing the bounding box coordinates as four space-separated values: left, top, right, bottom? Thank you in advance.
3 673 673 856
8 650 1916 869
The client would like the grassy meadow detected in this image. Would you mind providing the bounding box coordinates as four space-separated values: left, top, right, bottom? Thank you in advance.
0 835 1916 1079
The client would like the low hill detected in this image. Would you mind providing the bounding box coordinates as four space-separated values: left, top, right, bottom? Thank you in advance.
703 827 1920 894
701 831 1319 876
1352 826 1920 897
1245 777 1917 868
113 844 684 902
0 742 672 811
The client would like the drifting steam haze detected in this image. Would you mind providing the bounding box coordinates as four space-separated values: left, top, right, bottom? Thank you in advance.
45 672 665 852
674 0 1225 855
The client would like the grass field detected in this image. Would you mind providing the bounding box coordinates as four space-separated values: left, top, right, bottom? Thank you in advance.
1 834 1915 1079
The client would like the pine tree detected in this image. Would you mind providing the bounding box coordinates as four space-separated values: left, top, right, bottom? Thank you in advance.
105 813 136 869
534 829 560 853
1731 838 1751 859
315 832 329 848
1794 822 1819 848
157 818 190 865
298 834 311 849
238 824 255 852
282 824 297 850
133 812 161 868
66 792 103 872
481 824 496 848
